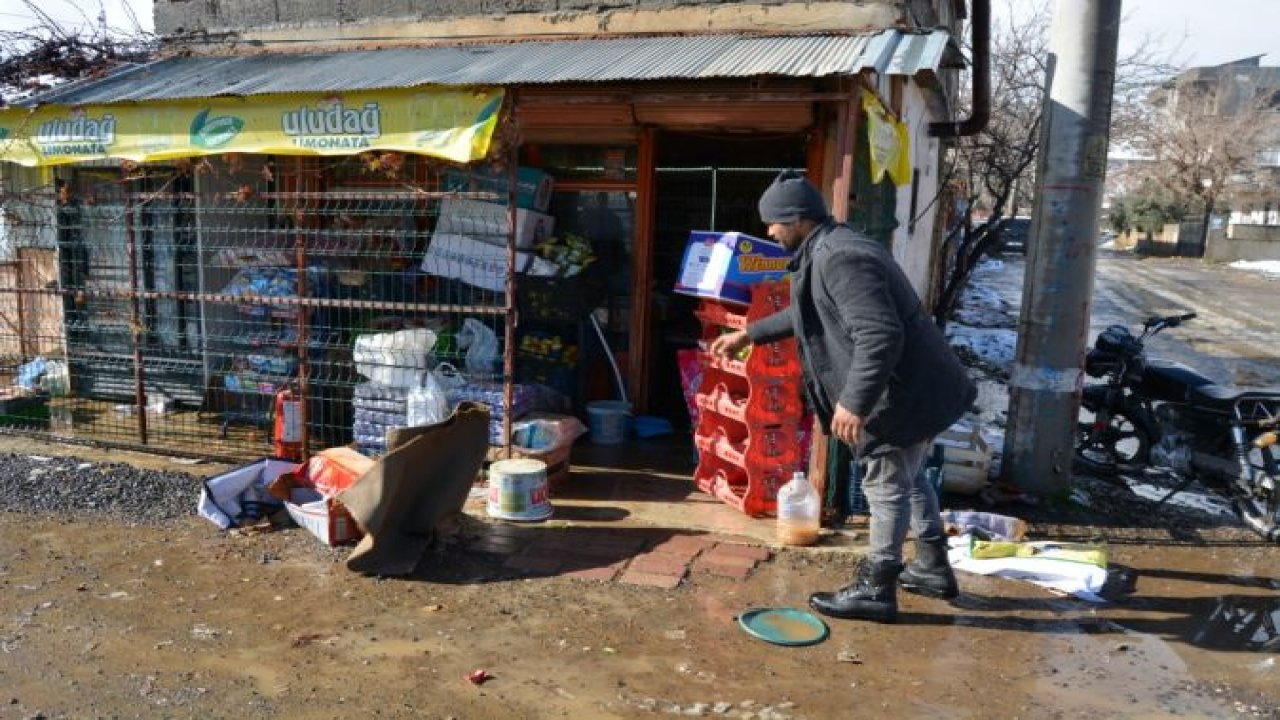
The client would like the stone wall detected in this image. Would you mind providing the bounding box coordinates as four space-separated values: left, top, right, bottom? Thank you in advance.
156 0 914 44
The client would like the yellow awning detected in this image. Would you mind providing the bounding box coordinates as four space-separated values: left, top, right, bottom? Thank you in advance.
0 86 504 167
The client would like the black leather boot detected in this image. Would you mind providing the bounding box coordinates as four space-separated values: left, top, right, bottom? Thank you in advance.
809 559 904 623
898 538 960 599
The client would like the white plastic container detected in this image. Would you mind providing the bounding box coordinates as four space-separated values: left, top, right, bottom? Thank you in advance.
776 471 820 546
487 458 553 522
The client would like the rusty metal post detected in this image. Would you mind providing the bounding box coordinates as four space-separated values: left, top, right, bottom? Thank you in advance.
125 195 148 445
294 157 311 458
502 108 518 455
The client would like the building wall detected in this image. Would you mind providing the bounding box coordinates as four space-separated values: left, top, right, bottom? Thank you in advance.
891 81 942 298
156 0 910 46
1205 223 1280 263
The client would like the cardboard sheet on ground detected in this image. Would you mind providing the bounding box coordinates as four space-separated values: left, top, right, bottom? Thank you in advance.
338 401 491 576
947 534 1110 603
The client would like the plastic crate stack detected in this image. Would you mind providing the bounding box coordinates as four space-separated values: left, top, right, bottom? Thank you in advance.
691 280 811 517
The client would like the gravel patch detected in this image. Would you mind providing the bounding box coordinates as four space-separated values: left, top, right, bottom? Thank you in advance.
0 452 202 524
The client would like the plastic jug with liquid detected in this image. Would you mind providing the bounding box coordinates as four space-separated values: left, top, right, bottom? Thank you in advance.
776 471 820 546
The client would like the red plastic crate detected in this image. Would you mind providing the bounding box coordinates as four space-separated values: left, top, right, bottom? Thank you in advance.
690 280 810 518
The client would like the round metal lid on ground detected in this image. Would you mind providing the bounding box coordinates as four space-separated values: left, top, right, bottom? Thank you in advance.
737 608 830 646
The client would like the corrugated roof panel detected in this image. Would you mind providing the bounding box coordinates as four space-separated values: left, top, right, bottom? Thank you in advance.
884 30 954 76
21 30 956 106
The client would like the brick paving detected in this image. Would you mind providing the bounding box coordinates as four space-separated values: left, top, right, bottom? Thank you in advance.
470 526 772 588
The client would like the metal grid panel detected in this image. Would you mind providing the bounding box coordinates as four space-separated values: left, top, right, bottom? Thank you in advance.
0 153 568 461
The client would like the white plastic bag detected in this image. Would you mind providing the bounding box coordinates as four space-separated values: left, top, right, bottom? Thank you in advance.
432 362 467 393
405 370 451 427
456 319 500 375
511 413 588 451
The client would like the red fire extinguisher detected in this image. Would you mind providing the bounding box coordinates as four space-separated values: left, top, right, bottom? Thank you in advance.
274 384 303 461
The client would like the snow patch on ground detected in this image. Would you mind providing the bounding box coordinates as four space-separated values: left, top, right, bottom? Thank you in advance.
1229 260 1280 279
945 256 1020 464
948 326 1018 372
1123 478 1237 518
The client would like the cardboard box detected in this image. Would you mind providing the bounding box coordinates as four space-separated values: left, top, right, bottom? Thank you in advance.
284 487 362 546
421 233 557 292
443 165 555 212
267 447 375 546
434 197 555 250
197 457 294 530
673 231 791 306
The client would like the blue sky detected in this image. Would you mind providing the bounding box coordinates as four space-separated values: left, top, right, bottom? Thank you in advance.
0 0 152 35
1000 0 1279 68
3 0 1279 70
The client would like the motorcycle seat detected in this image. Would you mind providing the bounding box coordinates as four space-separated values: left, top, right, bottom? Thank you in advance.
1187 383 1280 411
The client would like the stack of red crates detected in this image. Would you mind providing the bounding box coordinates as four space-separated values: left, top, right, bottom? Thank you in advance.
691 280 811 516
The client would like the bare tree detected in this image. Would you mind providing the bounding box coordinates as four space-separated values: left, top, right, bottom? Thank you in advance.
932 0 1177 326
1130 87 1280 234
1 0 154 105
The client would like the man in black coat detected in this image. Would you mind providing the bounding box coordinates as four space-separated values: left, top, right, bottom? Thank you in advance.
711 170 976 623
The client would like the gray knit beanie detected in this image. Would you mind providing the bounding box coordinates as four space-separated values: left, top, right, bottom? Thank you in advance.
757 169 829 224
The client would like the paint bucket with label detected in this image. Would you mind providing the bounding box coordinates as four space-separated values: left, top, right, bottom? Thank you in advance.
486 458 552 521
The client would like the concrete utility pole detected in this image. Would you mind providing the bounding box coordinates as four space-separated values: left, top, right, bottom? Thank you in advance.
1003 0 1122 498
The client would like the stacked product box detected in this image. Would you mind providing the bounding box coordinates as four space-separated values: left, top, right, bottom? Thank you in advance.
423 166 558 292
673 231 790 306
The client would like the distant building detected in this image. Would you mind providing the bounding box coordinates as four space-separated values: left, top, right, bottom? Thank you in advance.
1150 56 1280 226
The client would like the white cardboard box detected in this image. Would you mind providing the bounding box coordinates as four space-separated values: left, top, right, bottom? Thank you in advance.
285 487 362 546
435 198 555 250
936 421 992 495
422 233 556 292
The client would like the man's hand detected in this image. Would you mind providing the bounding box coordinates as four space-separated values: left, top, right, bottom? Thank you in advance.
709 330 751 358
831 403 864 447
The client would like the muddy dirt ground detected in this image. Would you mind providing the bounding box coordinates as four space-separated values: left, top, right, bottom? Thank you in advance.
2 442 1279 719
4 252 1280 719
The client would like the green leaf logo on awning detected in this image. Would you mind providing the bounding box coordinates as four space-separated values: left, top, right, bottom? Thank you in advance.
190 108 244 149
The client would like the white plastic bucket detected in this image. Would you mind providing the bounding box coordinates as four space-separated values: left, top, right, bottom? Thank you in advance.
586 400 631 444
487 458 552 521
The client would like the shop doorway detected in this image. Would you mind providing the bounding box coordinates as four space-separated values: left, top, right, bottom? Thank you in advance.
648 131 808 433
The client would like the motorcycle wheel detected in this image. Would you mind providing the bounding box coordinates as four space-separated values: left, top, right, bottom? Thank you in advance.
1074 405 1151 477
1232 438 1280 543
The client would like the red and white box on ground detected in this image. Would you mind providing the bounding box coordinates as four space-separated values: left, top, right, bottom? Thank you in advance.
269 447 375 546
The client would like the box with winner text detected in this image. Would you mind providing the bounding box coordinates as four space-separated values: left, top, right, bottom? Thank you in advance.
673 231 791 306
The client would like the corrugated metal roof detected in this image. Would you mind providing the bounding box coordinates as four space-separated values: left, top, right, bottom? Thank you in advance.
24 30 960 106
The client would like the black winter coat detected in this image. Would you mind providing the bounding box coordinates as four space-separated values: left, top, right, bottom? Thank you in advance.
746 219 976 456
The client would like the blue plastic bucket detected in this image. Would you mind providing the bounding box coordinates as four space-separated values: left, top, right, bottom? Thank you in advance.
586 400 631 444
633 415 673 438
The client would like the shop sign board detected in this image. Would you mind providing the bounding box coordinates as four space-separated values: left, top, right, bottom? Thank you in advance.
0 87 504 166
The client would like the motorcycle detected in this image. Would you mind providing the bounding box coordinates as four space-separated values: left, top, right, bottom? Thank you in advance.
1075 313 1280 542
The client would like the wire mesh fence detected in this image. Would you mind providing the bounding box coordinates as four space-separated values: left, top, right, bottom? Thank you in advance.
0 152 579 462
